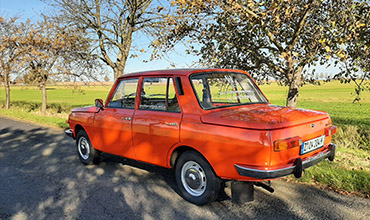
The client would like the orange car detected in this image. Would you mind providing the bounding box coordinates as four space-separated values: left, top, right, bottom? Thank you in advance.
65 69 337 205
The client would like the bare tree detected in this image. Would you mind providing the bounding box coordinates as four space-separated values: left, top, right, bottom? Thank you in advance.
19 17 99 114
0 16 25 109
45 0 169 80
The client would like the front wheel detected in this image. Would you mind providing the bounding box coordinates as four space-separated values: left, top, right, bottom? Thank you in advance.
76 130 100 165
175 151 221 205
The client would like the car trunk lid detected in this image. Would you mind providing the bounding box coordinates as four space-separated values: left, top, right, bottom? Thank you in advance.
201 104 329 130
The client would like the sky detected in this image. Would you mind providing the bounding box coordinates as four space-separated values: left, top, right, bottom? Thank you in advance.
0 0 198 81
0 0 46 19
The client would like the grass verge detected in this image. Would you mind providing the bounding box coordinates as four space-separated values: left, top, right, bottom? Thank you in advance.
0 105 69 129
285 126 370 197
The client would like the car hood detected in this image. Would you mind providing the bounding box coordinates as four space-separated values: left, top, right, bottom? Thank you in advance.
201 104 329 130
71 106 100 113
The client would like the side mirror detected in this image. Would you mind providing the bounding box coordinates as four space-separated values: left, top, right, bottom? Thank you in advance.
95 99 104 110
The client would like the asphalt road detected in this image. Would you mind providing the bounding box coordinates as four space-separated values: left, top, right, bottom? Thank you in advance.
0 117 369 220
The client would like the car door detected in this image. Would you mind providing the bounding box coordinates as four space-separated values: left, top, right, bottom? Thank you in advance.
132 77 182 167
93 78 139 159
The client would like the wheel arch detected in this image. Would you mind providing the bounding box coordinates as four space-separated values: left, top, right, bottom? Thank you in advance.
169 145 197 168
74 124 85 137
169 145 219 177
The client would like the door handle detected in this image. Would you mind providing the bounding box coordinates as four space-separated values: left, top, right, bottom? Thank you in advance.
121 117 131 121
164 122 178 126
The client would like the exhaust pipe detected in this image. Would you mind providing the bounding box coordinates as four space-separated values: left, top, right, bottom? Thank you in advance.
254 181 274 193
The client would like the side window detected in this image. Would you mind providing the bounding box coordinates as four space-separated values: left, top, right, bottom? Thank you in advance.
140 77 180 112
108 78 139 109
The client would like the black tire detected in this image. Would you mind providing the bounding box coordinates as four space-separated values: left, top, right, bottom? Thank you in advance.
76 130 100 165
175 151 221 205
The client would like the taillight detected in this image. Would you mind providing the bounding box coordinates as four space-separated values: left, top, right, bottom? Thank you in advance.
325 125 337 136
274 136 302 152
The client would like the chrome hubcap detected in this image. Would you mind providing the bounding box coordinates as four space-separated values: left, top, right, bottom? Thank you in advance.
181 161 206 196
78 137 90 160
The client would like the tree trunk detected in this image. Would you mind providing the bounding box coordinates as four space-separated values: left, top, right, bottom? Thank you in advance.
286 69 302 108
113 63 125 80
113 46 131 80
286 80 300 108
113 30 133 80
5 82 10 109
113 51 130 80
4 70 11 109
41 83 47 115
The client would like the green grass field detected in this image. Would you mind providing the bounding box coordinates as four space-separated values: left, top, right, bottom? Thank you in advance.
0 80 369 196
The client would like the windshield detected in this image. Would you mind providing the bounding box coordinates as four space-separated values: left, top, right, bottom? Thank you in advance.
190 72 268 109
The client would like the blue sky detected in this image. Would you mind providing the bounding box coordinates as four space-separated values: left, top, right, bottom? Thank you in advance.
0 0 198 80
0 0 46 19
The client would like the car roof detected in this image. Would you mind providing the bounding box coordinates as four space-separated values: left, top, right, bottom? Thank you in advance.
117 68 246 79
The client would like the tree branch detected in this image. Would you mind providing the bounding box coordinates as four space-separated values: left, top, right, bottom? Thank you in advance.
287 0 313 51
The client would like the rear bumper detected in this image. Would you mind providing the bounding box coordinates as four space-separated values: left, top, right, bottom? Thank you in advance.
235 143 337 179
64 129 74 139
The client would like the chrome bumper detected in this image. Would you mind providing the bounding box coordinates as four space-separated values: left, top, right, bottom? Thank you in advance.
235 143 337 179
64 129 74 138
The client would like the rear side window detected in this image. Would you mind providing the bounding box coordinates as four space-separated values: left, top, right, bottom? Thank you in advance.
139 77 180 112
108 78 139 109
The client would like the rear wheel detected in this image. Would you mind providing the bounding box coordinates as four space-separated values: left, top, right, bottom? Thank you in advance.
76 130 100 165
175 151 221 205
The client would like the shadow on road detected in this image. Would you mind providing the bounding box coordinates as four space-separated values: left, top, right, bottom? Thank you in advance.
0 117 369 220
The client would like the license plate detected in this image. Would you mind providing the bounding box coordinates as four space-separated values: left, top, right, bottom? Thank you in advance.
301 135 325 154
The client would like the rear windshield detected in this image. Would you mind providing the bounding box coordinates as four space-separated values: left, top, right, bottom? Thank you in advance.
190 72 268 109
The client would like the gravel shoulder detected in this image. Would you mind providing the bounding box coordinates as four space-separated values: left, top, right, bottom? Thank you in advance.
0 117 369 220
